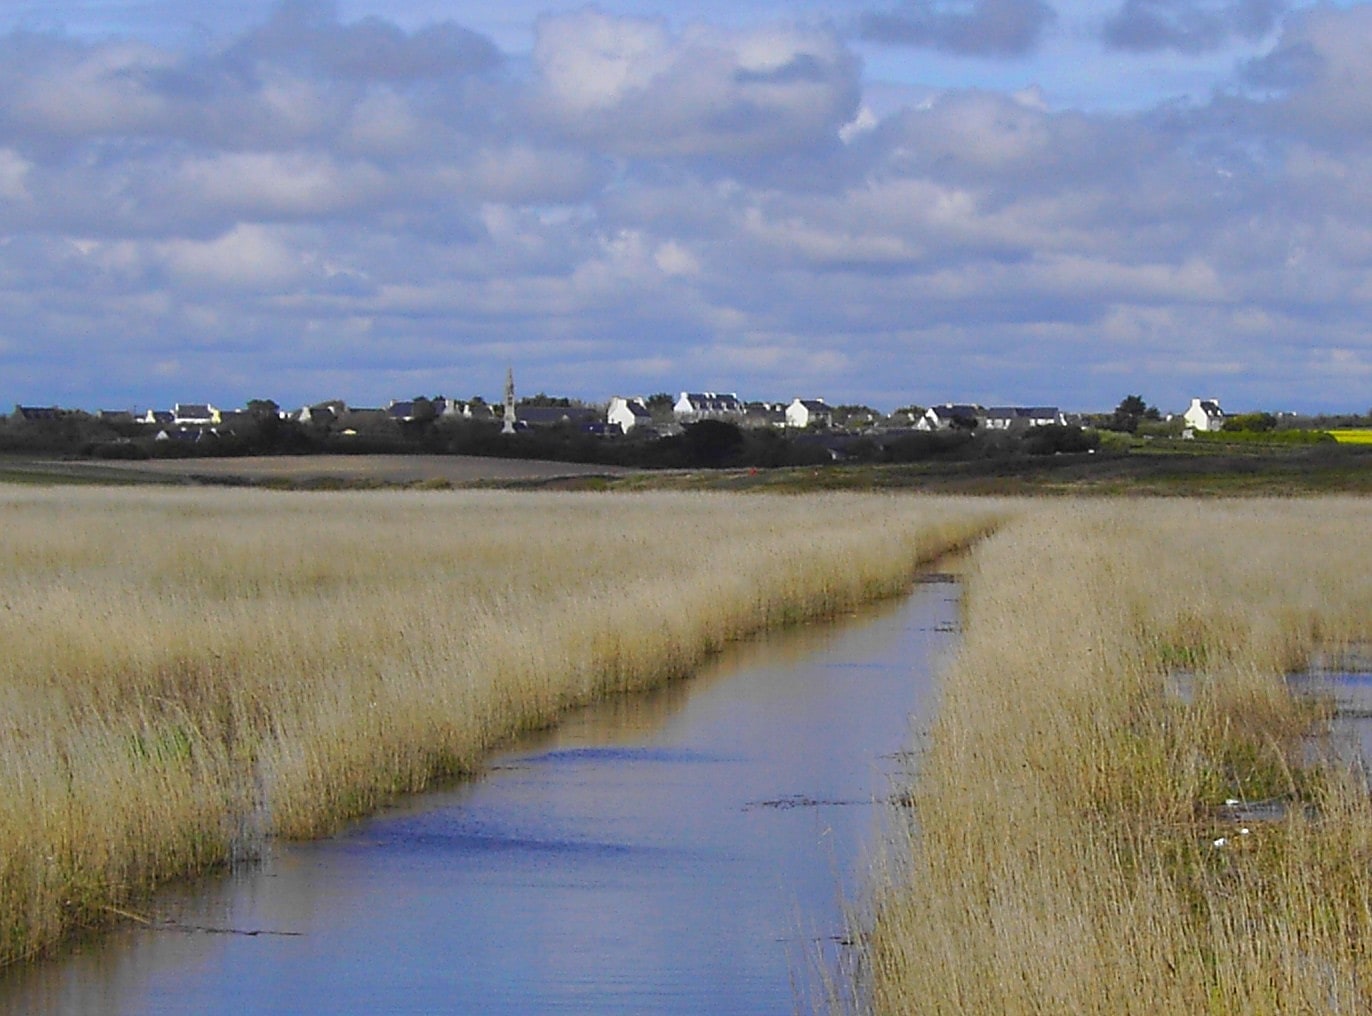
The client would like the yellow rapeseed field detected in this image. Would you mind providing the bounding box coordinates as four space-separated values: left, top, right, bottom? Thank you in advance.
0 485 1001 967
1330 429 1372 445
860 498 1372 1014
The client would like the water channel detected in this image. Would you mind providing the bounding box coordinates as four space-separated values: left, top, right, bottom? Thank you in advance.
0 575 962 1015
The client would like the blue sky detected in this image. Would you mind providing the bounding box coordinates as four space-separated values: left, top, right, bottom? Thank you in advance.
2 0 1370 413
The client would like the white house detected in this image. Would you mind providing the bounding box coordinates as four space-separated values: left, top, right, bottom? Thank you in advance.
1183 398 1225 432
785 398 832 429
296 400 347 426
984 406 1066 431
917 404 984 431
674 392 744 421
431 399 494 420
172 403 220 425
607 396 653 434
743 401 787 428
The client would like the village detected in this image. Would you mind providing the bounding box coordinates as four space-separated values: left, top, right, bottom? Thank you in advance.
5 388 1238 447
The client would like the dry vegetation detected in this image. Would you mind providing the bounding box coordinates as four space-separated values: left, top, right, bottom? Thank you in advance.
860 498 1372 1014
0 485 1001 967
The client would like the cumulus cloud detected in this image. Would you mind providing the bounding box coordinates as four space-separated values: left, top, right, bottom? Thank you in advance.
1236 5 1372 144
531 9 861 158
4 1 1372 412
160 223 310 290
229 0 501 82
857 0 1057 58
1103 0 1288 54
0 4 504 156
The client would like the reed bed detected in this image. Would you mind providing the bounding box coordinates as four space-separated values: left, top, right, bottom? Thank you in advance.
860 497 1372 1014
0 485 1000 967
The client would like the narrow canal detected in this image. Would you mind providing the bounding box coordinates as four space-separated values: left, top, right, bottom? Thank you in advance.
0 574 961 1015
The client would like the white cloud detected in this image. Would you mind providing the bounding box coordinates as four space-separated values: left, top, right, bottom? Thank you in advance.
464 145 604 204
1028 254 1227 304
161 224 308 290
1312 347 1372 379
5 2 1372 412
533 9 670 115
839 105 878 143
653 240 700 276
1242 5 1372 140
742 204 917 266
171 152 387 218
531 10 860 158
0 149 31 202
5 38 177 137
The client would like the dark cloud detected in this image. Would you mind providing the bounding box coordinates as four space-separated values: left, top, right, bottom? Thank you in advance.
1241 39 1320 90
1103 0 1288 54
229 0 501 82
857 0 1057 58
734 53 830 86
1232 5 1372 146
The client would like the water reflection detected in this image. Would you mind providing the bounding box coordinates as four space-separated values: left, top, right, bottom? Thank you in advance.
0 578 961 1015
1291 644 1372 766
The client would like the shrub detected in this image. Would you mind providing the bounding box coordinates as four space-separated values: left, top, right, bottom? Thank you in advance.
1222 412 1277 433
1021 424 1100 456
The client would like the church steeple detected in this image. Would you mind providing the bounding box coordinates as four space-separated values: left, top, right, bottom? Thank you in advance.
502 367 516 434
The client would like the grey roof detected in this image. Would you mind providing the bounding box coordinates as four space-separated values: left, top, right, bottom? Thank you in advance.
336 408 389 429
987 406 1061 420
929 404 982 418
678 392 743 413
14 405 62 421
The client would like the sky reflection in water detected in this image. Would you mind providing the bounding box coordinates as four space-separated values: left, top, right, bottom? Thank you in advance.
0 580 961 1015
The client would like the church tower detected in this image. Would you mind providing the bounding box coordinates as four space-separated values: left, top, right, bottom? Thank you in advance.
502 367 516 434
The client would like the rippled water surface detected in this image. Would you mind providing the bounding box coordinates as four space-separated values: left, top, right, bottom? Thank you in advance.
1 577 961 1015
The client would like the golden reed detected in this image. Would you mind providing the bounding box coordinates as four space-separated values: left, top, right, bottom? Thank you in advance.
860 498 1372 1014
0 485 1000 966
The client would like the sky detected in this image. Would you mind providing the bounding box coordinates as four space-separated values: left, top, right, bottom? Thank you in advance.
2 1 1371 414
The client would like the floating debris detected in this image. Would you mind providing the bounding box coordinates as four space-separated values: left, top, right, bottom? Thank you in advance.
745 795 869 811
101 904 303 937
1216 797 1291 823
1211 827 1252 850
912 572 959 585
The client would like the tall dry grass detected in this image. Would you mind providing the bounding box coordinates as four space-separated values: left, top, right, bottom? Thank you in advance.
0 485 1001 966
861 498 1372 1014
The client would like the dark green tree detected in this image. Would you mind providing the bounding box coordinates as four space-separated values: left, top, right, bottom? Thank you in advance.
644 392 675 422
1106 394 1159 433
409 396 438 424
680 419 745 466
245 398 282 446
518 392 573 408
